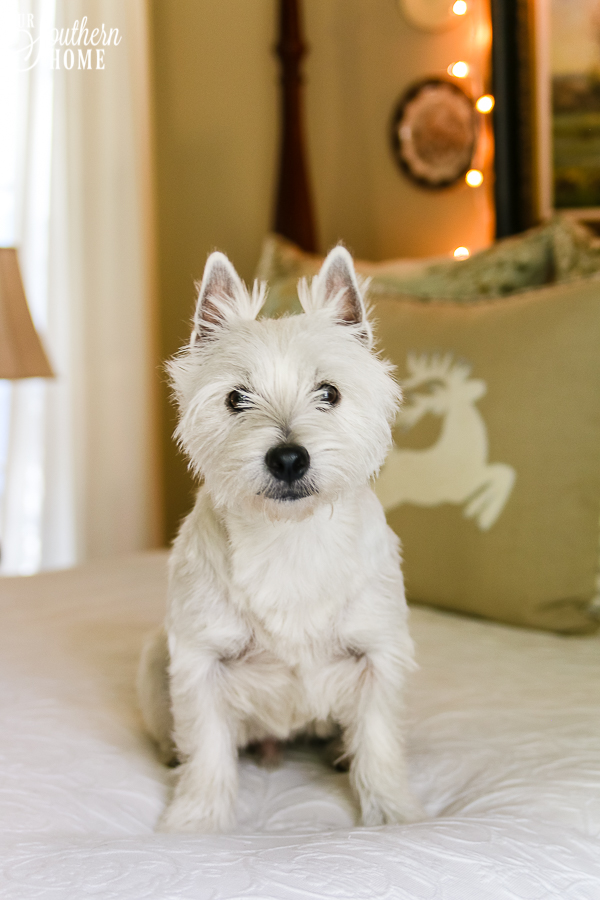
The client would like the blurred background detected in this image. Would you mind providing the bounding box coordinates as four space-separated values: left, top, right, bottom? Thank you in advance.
0 0 592 570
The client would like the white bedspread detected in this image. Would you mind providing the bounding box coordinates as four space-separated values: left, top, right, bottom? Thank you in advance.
0 552 598 899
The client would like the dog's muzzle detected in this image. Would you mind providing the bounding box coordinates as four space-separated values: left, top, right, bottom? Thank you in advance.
265 443 310 484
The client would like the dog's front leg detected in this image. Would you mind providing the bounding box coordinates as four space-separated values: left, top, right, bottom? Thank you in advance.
345 656 423 826
158 651 238 833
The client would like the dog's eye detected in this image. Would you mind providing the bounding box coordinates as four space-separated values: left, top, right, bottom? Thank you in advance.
226 389 253 412
315 383 340 408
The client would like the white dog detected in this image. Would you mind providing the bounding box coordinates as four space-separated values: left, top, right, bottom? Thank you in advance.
138 246 422 832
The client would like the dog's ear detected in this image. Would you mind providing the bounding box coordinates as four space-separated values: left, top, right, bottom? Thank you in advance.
310 246 372 346
192 252 260 344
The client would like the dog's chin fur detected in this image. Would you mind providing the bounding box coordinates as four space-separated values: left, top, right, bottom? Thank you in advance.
211 480 330 523
249 490 327 523
138 246 423 834
258 494 319 518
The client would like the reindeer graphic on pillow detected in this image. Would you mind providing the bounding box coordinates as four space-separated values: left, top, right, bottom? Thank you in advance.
376 353 515 531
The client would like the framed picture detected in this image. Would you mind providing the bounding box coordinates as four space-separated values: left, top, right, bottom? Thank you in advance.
550 0 600 210
493 0 600 235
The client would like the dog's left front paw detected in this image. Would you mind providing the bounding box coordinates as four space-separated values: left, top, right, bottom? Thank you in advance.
359 790 425 826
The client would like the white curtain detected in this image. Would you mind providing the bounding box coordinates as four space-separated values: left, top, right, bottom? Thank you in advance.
1 0 161 574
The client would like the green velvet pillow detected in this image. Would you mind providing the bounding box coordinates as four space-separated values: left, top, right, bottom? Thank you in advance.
256 215 600 319
256 225 555 318
550 215 600 282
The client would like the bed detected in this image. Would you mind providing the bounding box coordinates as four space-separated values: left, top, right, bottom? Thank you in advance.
2 2 600 897
0 551 599 899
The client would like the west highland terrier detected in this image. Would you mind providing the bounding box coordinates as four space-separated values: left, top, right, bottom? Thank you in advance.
138 246 422 832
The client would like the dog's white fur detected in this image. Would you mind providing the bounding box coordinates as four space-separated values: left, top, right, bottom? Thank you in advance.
138 246 422 832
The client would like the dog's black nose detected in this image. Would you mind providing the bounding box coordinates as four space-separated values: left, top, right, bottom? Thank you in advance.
265 443 310 484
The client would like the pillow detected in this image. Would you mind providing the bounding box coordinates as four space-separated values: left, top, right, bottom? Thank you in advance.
372 279 600 634
256 225 554 318
550 215 600 282
256 233 444 318
257 215 600 319
257 230 600 633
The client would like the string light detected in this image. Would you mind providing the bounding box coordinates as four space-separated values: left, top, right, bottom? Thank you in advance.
444 15 490 209
465 168 484 187
475 94 495 113
454 247 470 259
448 61 469 78
452 1 468 14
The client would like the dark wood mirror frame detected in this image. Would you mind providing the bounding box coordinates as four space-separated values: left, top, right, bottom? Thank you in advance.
491 0 538 238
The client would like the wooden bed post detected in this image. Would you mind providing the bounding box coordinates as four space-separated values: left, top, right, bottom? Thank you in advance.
274 0 318 253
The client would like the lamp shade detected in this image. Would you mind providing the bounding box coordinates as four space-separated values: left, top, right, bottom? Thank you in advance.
0 248 54 379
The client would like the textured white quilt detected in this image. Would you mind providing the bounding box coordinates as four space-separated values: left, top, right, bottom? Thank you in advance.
0 552 598 899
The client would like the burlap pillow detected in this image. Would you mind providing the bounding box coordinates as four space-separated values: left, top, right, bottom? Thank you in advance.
372 279 600 634
257 231 600 632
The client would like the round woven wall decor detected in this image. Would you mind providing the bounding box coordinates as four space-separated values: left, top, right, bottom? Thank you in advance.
391 79 477 189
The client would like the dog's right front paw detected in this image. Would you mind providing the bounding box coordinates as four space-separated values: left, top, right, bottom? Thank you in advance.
157 795 235 834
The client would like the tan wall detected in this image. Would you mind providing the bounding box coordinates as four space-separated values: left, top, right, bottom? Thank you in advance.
151 0 494 540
